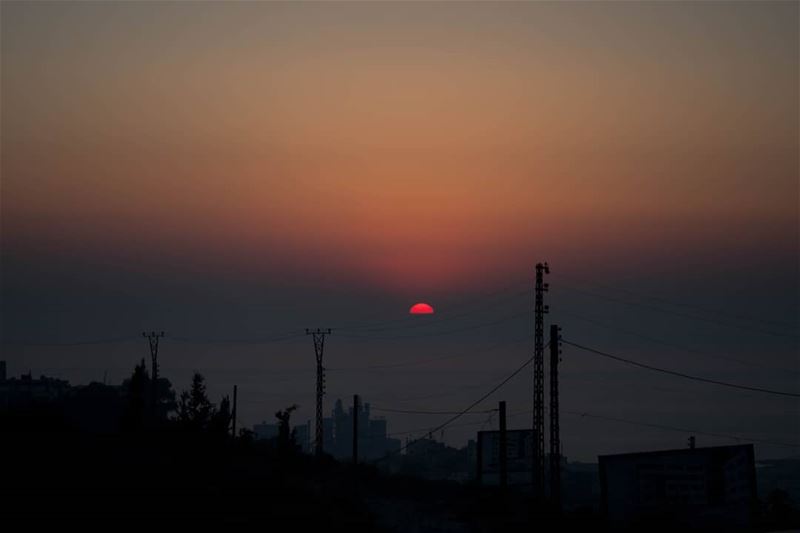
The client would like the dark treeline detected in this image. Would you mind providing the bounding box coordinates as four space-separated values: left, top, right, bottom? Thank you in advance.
1 361 797 531
0 361 586 529
0 361 363 525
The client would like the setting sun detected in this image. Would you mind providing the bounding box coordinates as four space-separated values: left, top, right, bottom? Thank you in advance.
409 303 434 315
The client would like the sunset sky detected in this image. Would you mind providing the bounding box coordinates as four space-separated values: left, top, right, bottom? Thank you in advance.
2 1 797 461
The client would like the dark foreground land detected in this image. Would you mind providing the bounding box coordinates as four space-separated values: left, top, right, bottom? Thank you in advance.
0 405 598 530
2 403 798 531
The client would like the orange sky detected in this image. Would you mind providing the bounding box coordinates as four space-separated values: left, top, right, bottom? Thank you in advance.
2 1 797 293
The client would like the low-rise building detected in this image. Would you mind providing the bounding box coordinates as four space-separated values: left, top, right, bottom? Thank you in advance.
599 444 756 529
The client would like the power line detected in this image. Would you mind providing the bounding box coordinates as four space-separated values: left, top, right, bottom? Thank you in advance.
563 339 800 398
1 281 530 349
0 285 530 349
171 332 306 344
558 307 800 375
559 284 798 340
377 415 499 440
338 289 531 334
372 344 546 463
1 336 139 347
562 277 797 330
479 411 496 432
332 279 530 332
504 406 800 449
338 310 530 341
148 296 532 348
371 407 497 416
562 410 800 450
328 333 532 371
503 408 799 449
383 379 509 404
5 311 520 348
371 346 537 405
2 332 307 347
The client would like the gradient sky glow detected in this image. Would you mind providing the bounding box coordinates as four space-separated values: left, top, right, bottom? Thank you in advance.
2 1 798 461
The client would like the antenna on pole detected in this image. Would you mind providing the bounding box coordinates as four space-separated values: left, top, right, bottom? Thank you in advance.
232 385 238 438
353 394 359 465
550 324 562 511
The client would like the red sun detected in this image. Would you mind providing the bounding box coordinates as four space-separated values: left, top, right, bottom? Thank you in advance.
410 302 434 315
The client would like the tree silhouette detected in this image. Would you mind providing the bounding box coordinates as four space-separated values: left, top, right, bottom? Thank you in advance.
209 395 232 438
120 359 177 429
65 381 124 433
153 376 177 420
121 359 148 431
176 372 216 431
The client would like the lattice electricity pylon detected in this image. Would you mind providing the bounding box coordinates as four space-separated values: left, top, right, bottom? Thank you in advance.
532 262 549 498
306 328 332 456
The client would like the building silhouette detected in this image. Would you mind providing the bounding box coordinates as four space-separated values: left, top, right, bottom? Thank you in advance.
600 444 756 529
252 421 279 441
0 361 71 409
321 397 400 460
294 420 311 453
252 418 312 453
250 398 400 459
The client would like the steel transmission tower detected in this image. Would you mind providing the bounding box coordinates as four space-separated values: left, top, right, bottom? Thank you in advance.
532 262 549 498
143 331 164 420
306 328 331 456
549 324 562 510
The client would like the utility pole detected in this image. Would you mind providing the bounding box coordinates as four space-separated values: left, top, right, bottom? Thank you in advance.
231 385 238 438
476 434 483 484
532 262 549 499
549 324 562 511
143 331 164 421
353 394 359 465
499 400 508 489
306 328 331 456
